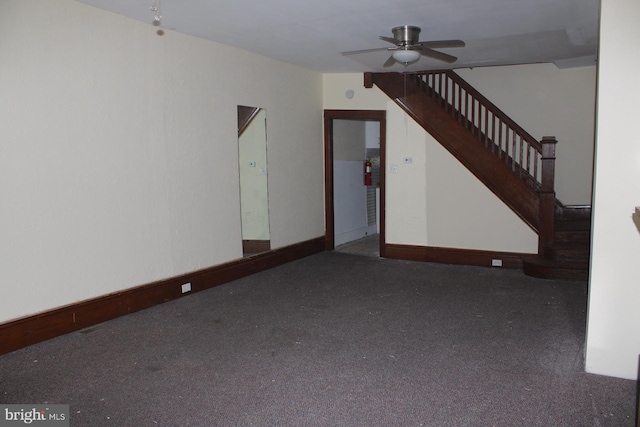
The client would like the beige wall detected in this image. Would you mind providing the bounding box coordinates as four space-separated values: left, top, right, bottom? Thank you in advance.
0 0 323 323
585 0 640 380
384 102 429 246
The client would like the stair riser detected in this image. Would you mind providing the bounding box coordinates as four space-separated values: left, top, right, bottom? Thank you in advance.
522 263 589 281
555 221 591 231
554 234 590 245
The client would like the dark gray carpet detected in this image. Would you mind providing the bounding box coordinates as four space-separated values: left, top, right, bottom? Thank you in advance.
0 252 636 426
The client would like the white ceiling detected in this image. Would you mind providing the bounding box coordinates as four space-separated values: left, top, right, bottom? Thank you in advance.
76 0 600 73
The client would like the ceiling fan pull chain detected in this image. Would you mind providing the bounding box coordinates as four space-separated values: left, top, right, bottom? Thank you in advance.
403 65 409 102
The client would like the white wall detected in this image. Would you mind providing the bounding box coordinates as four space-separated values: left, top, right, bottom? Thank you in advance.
365 122 380 149
0 0 323 323
456 64 596 206
333 120 368 245
585 0 640 380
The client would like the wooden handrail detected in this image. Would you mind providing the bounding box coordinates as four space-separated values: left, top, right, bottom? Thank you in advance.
408 71 547 193
418 71 541 150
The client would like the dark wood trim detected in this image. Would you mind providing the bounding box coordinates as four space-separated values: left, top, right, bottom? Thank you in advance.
323 109 386 254
521 255 588 281
242 239 271 254
324 110 386 120
0 236 325 356
378 116 387 257
538 136 558 256
384 243 527 269
324 114 335 250
364 72 373 89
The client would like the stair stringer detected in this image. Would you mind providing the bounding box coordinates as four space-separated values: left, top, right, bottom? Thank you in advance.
370 72 540 232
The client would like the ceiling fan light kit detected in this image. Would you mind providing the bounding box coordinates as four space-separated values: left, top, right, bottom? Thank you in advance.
392 49 421 65
342 25 465 68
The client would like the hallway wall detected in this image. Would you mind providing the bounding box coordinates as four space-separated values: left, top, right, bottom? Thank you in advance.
0 0 324 323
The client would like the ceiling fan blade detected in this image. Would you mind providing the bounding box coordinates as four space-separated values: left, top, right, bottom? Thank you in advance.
383 55 396 68
379 36 399 45
342 47 390 56
418 39 466 49
418 47 458 63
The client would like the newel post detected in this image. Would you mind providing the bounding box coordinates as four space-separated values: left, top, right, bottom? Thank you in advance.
538 136 558 257
364 72 373 89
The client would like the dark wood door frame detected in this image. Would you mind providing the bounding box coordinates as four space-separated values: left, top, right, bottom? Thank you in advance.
324 109 386 256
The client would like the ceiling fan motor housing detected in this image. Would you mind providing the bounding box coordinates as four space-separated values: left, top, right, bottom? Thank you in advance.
392 25 421 45
340 25 461 66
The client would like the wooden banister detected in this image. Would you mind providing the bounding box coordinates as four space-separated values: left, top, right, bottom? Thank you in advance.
538 136 557 255
365 71 583 277
409 71 545 193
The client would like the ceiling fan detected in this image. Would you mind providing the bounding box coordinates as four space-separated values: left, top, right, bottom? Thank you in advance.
342 25 465 67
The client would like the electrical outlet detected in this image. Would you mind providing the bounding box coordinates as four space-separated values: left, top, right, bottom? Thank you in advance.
181 282 192 293
491 259 503 267
389 164 398 174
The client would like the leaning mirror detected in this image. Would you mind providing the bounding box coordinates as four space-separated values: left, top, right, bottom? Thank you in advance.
237 106 270 256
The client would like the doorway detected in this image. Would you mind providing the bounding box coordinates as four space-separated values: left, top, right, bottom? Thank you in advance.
324 110 386 257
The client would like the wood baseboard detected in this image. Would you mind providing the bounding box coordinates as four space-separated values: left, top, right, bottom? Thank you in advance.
385 243 526 269
0 237 325 356
242 239 271 254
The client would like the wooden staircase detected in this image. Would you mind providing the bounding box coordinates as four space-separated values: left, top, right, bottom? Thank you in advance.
365 71 590 281
522 207 591 280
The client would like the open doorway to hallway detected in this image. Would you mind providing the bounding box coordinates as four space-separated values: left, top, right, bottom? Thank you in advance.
324 110 386 257
335 234 380 257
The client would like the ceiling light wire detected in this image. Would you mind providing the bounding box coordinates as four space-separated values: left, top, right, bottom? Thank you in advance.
150 0 164 36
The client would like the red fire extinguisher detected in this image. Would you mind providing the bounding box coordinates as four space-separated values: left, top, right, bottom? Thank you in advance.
364 159 372 186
